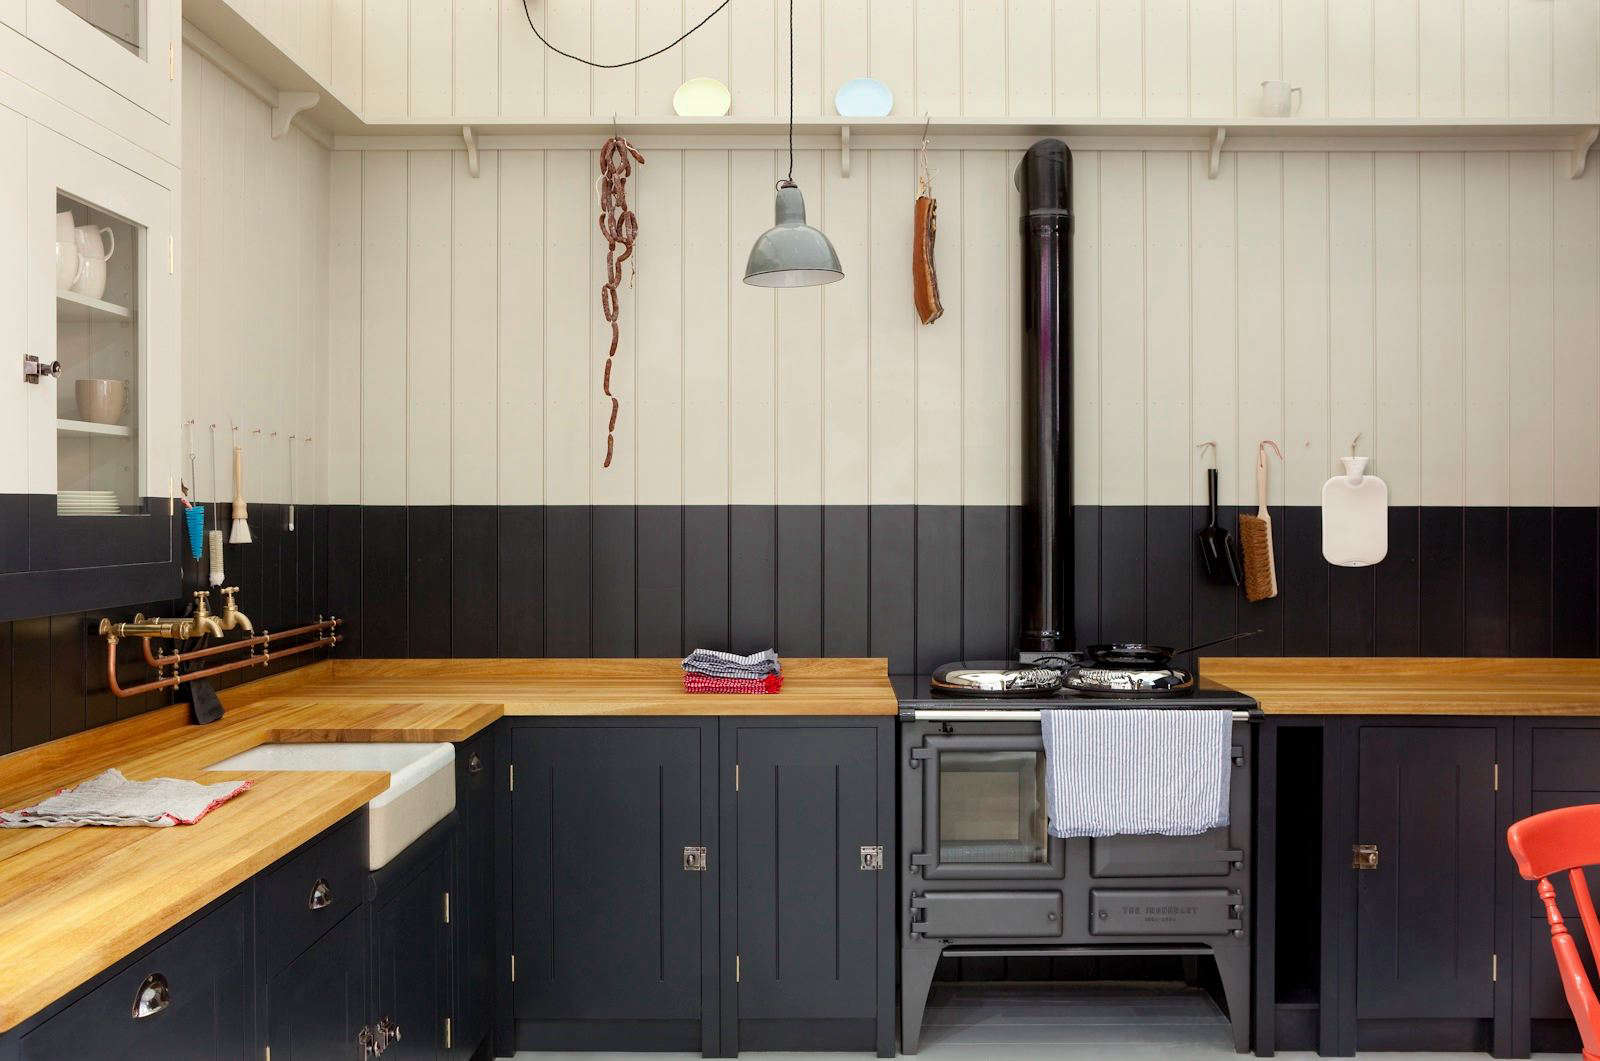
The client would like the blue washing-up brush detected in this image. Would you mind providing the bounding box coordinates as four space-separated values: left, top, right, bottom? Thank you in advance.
184 504 206 560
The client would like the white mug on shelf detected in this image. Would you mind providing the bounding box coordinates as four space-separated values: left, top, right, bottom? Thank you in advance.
1260 80 1302 117
70 224 114 300
55 211 80 291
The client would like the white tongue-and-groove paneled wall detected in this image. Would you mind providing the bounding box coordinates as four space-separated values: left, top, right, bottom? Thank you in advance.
222 0 1600 121
182 44 332 507
325 141 1600 509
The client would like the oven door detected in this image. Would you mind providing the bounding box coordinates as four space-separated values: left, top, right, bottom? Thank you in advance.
910 733 1065 879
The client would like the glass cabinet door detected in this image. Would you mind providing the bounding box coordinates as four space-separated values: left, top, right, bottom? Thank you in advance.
26 121 174 550
22 0 174 121
912 734 1067 880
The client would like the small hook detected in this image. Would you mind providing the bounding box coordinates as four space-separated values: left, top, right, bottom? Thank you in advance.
1349 432 1362 457
612 113 620 138
1260 439 1283 461
921 114 931 147
1196 441 1218 468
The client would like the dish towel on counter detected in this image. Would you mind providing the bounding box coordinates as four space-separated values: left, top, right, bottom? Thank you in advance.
684 672 784 695
682 648 782 680
682 648 783 693
1039 709 1232 838
0 769 254 828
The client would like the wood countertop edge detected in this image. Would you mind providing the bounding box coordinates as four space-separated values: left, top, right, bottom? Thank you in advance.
1202 656 1600 715
0 771 388 1035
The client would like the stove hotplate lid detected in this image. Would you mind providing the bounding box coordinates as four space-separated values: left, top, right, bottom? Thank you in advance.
930 660 1065 697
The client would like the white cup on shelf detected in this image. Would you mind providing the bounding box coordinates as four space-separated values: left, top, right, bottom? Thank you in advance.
1260 80 1302 117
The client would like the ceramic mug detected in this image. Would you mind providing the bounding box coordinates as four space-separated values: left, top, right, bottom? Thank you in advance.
55 211 80 291
71 225 114 300
1260 80 1302 117
75 378 127 425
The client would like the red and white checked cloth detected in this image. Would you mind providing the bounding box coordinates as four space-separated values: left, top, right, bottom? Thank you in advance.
683 673 784 695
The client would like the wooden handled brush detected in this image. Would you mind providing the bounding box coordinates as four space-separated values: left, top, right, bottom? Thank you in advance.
1239 440 1282 601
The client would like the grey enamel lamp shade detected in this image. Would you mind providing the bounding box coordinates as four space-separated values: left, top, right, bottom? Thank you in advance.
743 182 844 288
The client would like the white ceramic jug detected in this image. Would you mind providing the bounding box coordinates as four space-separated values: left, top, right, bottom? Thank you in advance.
54 211 80 291
71 224 114 300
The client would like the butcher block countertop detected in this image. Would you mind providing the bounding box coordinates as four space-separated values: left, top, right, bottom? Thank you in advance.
1202 657 1600 715
0 657 893 1033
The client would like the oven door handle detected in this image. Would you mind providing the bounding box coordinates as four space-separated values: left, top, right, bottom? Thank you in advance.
908 709 1254 721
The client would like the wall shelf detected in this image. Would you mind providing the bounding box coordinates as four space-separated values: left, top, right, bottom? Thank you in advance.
57 418 132 439
329 115 1600 179
56 290 133 321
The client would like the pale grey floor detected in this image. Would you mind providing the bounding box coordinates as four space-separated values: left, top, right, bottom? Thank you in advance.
513 982 1583 1060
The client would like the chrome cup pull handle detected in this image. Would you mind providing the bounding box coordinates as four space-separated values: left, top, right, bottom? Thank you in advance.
308 878 333 910
131 973 170 1019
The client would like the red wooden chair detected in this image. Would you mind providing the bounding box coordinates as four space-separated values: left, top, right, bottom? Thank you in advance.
1508 804 1600 1061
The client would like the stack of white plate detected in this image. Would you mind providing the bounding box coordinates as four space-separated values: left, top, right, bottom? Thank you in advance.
57 489 121 515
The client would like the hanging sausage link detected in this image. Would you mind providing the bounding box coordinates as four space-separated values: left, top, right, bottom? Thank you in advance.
597 136 645 468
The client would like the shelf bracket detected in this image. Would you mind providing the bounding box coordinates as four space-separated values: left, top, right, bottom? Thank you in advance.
1208 127 1227 179
462 126 480 178
839 124 851 178
272 91 319 140
1572 126 1599 179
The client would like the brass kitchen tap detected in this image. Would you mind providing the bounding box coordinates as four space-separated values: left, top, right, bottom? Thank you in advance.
187 591 226 639
218 586 253 634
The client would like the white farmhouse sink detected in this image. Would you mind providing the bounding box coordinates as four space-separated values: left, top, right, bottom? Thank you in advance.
208 742 456 870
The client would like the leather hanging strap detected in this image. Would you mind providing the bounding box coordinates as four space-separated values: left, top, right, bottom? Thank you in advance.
597 136 645 468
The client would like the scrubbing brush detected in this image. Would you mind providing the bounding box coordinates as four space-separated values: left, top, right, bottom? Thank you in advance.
229 443 252 545
1239 440 1282 602
208 425 225 586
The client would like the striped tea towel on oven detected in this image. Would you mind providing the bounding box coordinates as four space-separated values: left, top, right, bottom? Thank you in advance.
1040 709 1232 838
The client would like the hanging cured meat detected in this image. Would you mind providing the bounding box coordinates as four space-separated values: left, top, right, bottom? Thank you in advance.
912 128 943 325
597 136 645 469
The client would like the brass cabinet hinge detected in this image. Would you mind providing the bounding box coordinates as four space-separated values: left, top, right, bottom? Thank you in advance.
510 954 516 982
508 764 515 792
264 1048 270 1061
1494 762 1500 792
734 764 740 792
735 954 741 983
1492 953 1499 982
1352 843 1379 870
443 890 450 924
444 1016 452 1049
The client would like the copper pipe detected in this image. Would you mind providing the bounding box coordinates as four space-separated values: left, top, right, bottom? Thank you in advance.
108 632 340 699
141 619 339 669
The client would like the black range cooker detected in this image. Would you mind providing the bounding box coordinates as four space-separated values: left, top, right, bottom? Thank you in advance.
895 675 1259 1054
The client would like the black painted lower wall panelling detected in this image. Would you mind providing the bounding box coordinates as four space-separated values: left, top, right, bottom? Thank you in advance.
4 503 1597 756
0 504 332 756
324 504 1600 674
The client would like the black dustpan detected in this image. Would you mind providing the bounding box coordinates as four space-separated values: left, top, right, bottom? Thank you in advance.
1198 467 1242 586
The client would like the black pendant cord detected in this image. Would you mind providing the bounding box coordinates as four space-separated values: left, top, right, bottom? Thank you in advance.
785 0 794 184
520 0 732 69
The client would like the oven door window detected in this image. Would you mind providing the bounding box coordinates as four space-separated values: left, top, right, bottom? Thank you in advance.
913 735 1066 880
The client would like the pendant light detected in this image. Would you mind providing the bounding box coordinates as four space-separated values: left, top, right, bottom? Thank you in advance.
743 0 844 288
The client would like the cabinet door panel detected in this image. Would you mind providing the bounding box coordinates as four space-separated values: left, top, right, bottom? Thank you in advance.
266 906 368 1061
22 0 175 122
453 732 494 1056
732 725 879 1019
512 724 705 1020
19 891 249 1060
1355 725 1496 1019
374 844 451 1059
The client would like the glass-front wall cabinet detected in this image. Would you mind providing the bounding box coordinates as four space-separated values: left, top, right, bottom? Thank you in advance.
25 121 174 539
54 190 141 512
18 0 174 124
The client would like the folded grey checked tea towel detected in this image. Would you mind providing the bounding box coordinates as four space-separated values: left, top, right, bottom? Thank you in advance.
682 648 782 679
0 768 254 828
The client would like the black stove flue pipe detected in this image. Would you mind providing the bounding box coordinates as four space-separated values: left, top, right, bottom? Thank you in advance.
1015 139 1073 655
